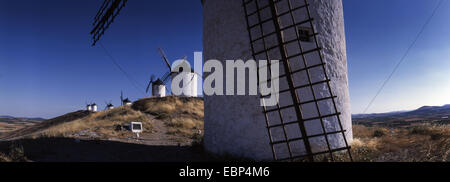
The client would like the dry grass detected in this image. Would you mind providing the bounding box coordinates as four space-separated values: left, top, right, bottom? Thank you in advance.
41 106 152 138
133 96 204 138
0 153 10 162
0 122 36 133
5 96 203 141
351 124 450 162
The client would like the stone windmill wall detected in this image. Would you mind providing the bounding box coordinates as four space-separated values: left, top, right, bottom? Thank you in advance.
203 0 352 161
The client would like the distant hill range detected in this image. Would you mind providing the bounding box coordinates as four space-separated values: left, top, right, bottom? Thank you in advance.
0 115 45 123
352 104 450 127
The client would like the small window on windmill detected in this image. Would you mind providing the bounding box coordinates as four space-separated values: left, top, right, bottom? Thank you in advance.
298 27 312 42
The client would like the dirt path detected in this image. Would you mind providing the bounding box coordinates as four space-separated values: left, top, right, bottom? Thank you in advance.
103 114 193 147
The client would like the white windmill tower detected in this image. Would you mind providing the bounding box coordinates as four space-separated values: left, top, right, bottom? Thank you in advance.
171 59 199 97
203 0 352 161
145 75 166 98
86 102 92 111
91 103 98 112
157 47 199 97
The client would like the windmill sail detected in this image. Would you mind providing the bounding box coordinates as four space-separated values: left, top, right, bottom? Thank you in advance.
120 91 123 106
146 75 155 93
155 47 197 97
158 47 172 71
161 71 171 84
90 0 128 46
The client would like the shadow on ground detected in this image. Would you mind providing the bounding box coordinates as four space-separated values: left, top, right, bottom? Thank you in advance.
0 137 216 162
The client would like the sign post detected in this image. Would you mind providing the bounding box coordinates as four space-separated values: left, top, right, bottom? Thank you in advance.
130 122 143 139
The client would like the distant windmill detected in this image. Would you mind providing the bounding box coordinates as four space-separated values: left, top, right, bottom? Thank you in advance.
120 91 127 106
123 98 132 106
120 91 132 106
91 103 98 112
145 74 166 98
86 102 92 111
105 101 114 110
157 47 198 97
120 91 123 106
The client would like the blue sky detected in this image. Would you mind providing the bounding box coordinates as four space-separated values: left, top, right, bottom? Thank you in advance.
0 0 449 118
344 0 450 114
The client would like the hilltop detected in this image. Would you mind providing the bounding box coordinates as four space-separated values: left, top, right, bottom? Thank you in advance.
0 96 203 141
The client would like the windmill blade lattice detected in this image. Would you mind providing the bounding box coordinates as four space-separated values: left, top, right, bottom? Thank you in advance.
243 0 352 162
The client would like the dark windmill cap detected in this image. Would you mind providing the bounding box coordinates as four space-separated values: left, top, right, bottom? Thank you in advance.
153 78 164 85
172 60 199 75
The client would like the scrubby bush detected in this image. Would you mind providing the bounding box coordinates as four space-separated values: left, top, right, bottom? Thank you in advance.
373 129 385 137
